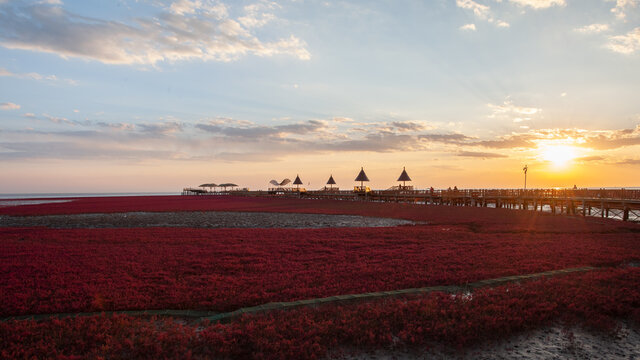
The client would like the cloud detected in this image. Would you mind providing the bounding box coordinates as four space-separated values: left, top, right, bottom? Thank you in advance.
617 158 640 165
574 23 610 34
473 133 537 148
456 151 507 158
575 155 605 162
0 67 77 85
137 121 184 136
1 102 20 110
456 0 490 19
507 0 566 9
487 99 541 122
238 1 279 28
460 23 477 31
607 27 640 54
418 133 475 144
391 121 427 132
610 0 638 20
0 1 310 65
456 0 509 28
196 119 327 139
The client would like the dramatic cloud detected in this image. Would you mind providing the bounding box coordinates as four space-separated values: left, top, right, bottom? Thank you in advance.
607 27 640 54
460 23 477 31
0 1 310 65
508 0 566 9
574 23 610 34
0 102 20 110
456 151 507 158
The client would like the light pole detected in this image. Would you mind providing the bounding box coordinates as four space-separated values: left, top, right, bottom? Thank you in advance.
523 165 528 190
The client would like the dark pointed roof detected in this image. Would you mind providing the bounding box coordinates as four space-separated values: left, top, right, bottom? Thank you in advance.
397 167 411 182
293 175 303 185
354 167 369 182
327 175 336 185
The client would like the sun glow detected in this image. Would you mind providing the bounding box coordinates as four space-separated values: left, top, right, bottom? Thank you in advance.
539 145 578 168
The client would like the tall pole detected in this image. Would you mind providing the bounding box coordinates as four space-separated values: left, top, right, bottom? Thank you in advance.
523 165 528 190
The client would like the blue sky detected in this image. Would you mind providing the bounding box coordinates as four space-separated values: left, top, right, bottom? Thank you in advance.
1 0 639 192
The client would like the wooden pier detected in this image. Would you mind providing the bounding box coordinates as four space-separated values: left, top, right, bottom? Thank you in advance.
185 187 640 222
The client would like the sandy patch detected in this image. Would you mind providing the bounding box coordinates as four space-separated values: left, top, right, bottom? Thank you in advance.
337 323 640 359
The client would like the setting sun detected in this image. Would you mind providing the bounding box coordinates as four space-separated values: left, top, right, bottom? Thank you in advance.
539 145 578 168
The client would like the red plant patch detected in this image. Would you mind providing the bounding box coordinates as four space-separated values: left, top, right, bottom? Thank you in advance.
1 195 636 232
1 226 638 316
2 268 638 360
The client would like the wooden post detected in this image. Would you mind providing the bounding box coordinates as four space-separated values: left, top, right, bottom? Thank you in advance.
623 206 629 221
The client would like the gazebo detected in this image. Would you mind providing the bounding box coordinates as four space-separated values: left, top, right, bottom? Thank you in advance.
354 167 370 193
293 175 303 191
218 183 238 191
326 174 336 190
397 167 412 189
199 183 217 192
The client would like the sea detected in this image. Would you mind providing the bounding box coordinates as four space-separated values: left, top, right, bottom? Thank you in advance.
0 192 179 200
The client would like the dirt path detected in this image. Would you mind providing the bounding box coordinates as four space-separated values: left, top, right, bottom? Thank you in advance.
2 266 595 323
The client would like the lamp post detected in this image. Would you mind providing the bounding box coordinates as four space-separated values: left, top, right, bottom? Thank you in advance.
523 165 528 190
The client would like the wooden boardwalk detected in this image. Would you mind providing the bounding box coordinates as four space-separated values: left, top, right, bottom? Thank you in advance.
184 188 640 222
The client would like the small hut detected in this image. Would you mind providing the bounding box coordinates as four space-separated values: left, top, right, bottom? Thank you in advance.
354 167 370 193
326 175 336 190
293 175 303 192
397 167 412 190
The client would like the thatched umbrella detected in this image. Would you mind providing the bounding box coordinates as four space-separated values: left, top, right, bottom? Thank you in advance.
397 167 411 188
326 175 336 189
293 175 303 191
199 183 217 192
354 167 369 191
219 183 238 191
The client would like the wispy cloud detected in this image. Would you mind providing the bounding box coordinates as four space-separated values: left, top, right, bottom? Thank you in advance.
507 0 566 9
1 102 20 110
460 23 477 31
0 67 77 85
456 0 510 28
487 99 541 122
456 151 507 158
607 27 640 54
0 1 310 66
574 23 610 34
610 0 638 20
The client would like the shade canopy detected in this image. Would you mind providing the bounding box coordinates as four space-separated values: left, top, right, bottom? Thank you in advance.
199 183 217 187
293 175 303 185
218 183 238 187
355 167 370 182
397 167 411 182
326 175 336 185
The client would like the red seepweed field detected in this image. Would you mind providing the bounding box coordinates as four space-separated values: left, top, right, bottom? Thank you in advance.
1 195 639 359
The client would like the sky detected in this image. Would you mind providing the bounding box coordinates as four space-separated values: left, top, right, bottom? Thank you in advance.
0 0 639 193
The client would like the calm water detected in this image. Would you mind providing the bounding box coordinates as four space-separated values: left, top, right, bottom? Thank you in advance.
0 192 179 200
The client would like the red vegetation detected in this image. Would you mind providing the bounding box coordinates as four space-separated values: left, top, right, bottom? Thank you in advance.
1 195 639 359
2 268 638 359
1 225 638 316
1 195 636 232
